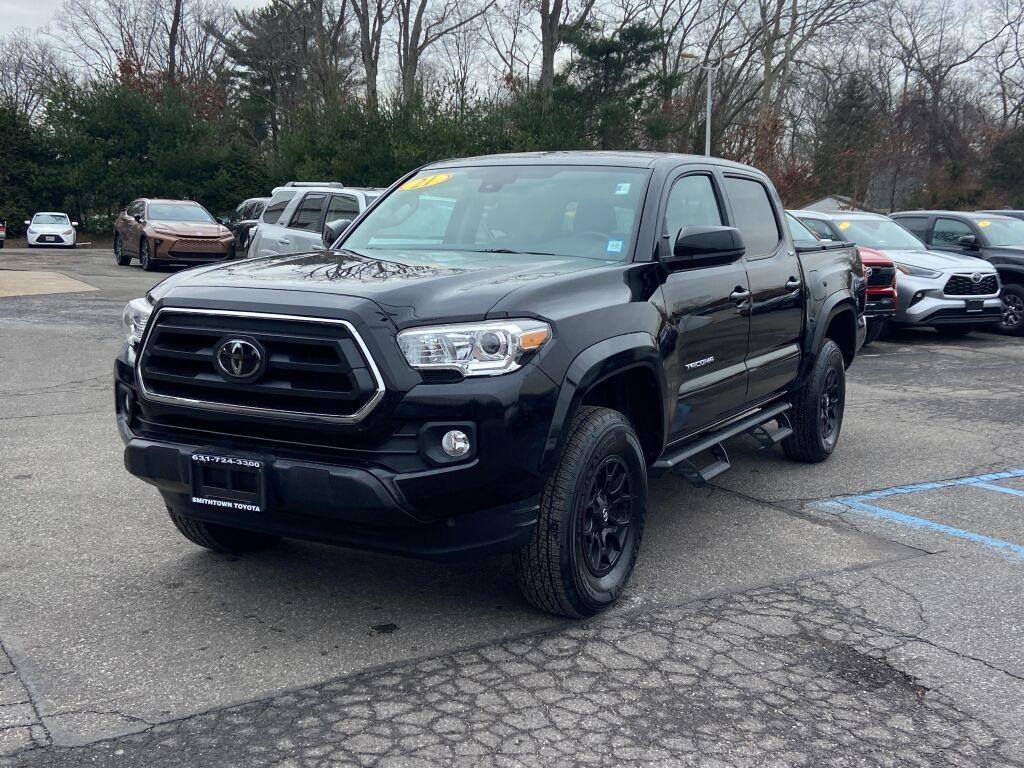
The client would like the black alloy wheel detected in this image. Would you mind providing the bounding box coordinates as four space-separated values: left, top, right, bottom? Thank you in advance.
819 367 842 449
578 455 633 578
1000 286 1024 336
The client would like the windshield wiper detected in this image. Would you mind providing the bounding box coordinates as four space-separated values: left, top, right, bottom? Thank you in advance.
474 248 559 256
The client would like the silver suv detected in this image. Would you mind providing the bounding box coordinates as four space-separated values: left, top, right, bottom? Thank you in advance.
792 210 1001 337
247 182 383 258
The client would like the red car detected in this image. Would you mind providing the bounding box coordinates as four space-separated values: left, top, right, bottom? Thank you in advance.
0 219 6 248
857 246 898 343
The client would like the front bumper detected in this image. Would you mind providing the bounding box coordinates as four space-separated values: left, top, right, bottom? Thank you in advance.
151 236 234 264
893 274 1002 326
27 232 73 246
115 344 556 560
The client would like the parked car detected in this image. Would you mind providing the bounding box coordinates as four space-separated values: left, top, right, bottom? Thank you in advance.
892 210 1024 336
977 209 1024 222
223 197 269 256
116 151 863 618
0 219 6 248
114 199 235 271
247 182 384 258
793 209 1000 337
25 212 77 248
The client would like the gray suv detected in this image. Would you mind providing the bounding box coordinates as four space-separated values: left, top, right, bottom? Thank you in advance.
793 210 1001 337
247 183 383 258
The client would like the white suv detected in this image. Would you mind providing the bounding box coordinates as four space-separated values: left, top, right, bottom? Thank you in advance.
246 182 383 258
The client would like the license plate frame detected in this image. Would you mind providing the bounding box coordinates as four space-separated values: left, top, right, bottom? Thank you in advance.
965 299 984 313
190 452 267 514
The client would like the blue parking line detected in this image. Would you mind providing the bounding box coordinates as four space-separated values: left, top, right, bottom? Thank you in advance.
971 482 1024 499
818 468 1024 562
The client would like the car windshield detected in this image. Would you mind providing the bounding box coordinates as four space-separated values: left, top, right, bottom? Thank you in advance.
148 203 215 223
834 217 924 249
343 165 651 261
33 214 69 225
978 217 1024 247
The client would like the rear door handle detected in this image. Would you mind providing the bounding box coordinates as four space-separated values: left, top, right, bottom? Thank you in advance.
785 277 802 290
730 288 752 304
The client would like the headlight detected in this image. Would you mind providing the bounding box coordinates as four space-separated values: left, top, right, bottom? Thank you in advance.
27 228 36 235
153 226 175 236
397 320 551 376
122 297 153 348
62 229 73 235
895 263 941 278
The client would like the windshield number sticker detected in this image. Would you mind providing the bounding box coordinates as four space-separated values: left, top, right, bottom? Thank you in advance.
838 221 851 231
400 173 453 191
607 240 623 253
979 220 991 227
614 183 631 195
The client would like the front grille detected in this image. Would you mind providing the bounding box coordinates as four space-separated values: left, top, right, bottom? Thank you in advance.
867 266 895 287
172 238 225 252
138 310 383 423
944 274 998 296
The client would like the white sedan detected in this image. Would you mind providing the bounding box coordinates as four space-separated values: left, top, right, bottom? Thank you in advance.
25 212 78 248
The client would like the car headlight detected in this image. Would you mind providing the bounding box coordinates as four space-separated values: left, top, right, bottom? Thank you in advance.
153 226 175 236
397 320 551 376
895 263 941 278
122 297 154 348
62 229 73 235
27 228 36 235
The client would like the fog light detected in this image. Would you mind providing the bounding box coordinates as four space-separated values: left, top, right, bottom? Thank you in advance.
441 429 471 457
122 389 133 419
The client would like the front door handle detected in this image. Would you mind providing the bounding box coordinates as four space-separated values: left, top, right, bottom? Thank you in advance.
730 288 752 304
278 239 290 245
785 277 802 290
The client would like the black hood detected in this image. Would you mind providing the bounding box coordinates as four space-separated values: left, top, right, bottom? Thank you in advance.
150 248 614 326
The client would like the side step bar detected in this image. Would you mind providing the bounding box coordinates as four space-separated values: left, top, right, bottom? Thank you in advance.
649 402 792 484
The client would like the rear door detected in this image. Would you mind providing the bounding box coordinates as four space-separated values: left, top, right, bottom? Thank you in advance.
660 167 751 439
251 190 297 257
722 174 804 402
283 192 329 253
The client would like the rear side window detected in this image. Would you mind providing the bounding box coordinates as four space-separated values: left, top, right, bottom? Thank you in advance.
326 194 359 221
262 191 297 225
800 218 837 240
931 217 972 247
723 177 781 257
288 193 328 231
894 216 929 240
664 174 723 237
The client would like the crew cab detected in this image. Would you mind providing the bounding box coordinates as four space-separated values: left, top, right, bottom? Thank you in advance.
115 152 863 618
891 210 1024 336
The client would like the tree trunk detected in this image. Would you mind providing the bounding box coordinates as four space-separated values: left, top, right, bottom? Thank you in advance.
538 0 563 91
167 0 183 86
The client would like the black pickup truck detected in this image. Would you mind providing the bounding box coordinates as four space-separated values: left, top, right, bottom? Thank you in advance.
115 152 864 617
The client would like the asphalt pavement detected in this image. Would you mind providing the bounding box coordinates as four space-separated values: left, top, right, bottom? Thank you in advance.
1 247 1022 766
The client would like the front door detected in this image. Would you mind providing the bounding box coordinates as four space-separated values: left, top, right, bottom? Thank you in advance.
659 169 751 440
722 174 804 402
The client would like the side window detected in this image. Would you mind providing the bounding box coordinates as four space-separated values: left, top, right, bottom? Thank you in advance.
931 217 972 247
128 201 143 218
262 191 296 225
894 216 928 240
288 193 328 231
800 218 836 240
664 174 723 238
326 194 359 221
723 177 782 257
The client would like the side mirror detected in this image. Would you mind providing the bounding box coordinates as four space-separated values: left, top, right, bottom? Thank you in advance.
133 214 143 223
958 234 979 249
663 225 745 271
216 216 229 226
71 221 79 227
24 220 30 226
323 218 353 246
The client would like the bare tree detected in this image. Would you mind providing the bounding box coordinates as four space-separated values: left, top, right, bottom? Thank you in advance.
0 30 69 118
352 0 392 110
537 0 598 91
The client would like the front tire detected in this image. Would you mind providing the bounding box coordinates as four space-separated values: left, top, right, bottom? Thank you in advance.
999 284 1024 336
139 237 155 271
783 339 845 463
934 325 973 337
513 406 647 618
167 507 279 553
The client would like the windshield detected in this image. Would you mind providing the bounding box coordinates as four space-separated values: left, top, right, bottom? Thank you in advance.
33 214 69 225
979 217 1024 247
343 166 651 261
148 203 215 223
832 217 924 249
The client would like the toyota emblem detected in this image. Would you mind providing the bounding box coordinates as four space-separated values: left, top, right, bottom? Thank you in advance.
971 272 983 284
214 338 265 381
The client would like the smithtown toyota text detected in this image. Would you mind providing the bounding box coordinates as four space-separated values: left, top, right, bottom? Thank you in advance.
115 152 865 618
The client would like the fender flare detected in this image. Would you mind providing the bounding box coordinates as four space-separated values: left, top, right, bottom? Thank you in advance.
996 265 1024 285
798 294 857 383
539 332 665 474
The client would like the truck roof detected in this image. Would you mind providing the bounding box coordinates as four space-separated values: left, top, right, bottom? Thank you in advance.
791 209 887 221
423 150 760 173
892 210 1019 222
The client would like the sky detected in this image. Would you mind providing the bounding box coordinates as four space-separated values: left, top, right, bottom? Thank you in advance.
0 0 265 36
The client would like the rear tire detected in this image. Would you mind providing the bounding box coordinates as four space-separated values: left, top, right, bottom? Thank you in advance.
999 284 1024 336
139 237 155 271
167 507 279 553
114 233 130 265
934 325 973 337
513 406 647 618
863 320 885 346
783 339 845 464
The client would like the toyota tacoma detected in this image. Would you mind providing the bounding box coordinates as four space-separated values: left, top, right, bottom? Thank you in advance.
115 152 864 618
